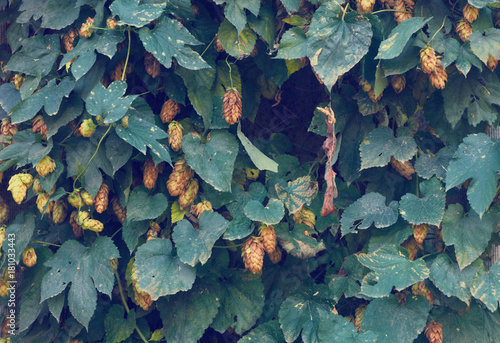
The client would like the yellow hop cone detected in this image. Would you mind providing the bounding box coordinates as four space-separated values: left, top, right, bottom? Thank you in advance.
178 178 199 210
167 121 183 152
357 0 376 14
190 200 213 219
7 174 31 204
22 247 37 267
222 88 242 125
487 55 498 72
68 191 84 208
425 321 443 343
259 225 277 255
36 156 56 177
79 119 96 138
12 74 24 90
70 210 83 239
241 236 265 275
107 17 118 30
354 304 367 332
111 197 126 224
456 19 473 42
0 200 8 225
52 199 69 225
79 17 95 38
390 75 406 94
0 279 9 297
36 193 54 214
429 62 447 90
95 183 109 213
76 211 90 226
420 47 437 74
412 224 428 245
81 190 94 206
32 178 44 194
160 99 181 123
245 168 259 181
146 228 158 241
269 247 282 264
389 156 415 180
82 218 104 232
463 3 479 23
32 115 48 137
144 52 161 79
293 206 316 230
0 227 6 248
412 280 434 305
167 159 193 196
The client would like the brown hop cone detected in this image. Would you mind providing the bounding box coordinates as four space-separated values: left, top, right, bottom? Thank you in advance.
167 121 183 152
393 0 413 23
22 247 37 267
357 0 376 14
429 62 447 90
259 225 277 255
269 247 282 264
146 228 158 241
143 158 159 190
241 236 265 275
36 193 54 214
360 80 382 103
82 218 104 232
412 224 428 245
0 227 6 249
107 17 118 30
487 55 498 72
133 281 153 310
0 279 9 298
111 196 126 224
79 17 95 38
293 206 316 230
412 280 434 305
0 203 7 226
354 304 367 332
167 159 193 196
390 156 415 180
222 88 242 125
79 118 96 138
160 99 181 123
190 200 213 218
52 199 69 225
391 75 406 94
1 118 18 138
62 28 78 53
7 174 30 204
425 321 443 343
81 190 94 206
70 210 83 238
463 3 479 23
178 178 199 210
144 52 161 78
36 155 56 177
111 59 133 81
68 191 84 208
95 183 109 213
420 47 437 74
32 178 44 194
401 236 420 260
456 19 473 42
214 34 225 52
32 115 48 137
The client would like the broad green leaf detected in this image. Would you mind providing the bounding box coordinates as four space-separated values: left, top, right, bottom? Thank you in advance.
125 186 168 221
10 77 75 124
278 284 335 343
445 133 500 217
44 96 83 140
399 178 446 226
41 0 80 30
362 295 430 343
441 39 482 76
172 211 229 266
47 291 65 323
5 34 60 77
237 123 278 172
357 245 430 297
158 277 221 343
4 211 35 263
226 182 267 217
218 20 258 58
430 254 482 304
86 81 138 124
104 305 136 343
182 131 239 192
213 0 260 34
41 237 120 329
308 1 372 90
105 130 133 176
328 275 361 301
17 0 49 23
317 311 377 342
341 192 399 236
441 204 496 269
138 15 209 70
376 17 432 59
414 146 455 181
210 270 265 335
280 0 300 12
0 83 21 113
224 215 252 240
238 320 286 343
381 39 420 76
122 220 149 252
134 239 196 300
244 199 285 225
470 262 500 312
276 27 307 60
248 6 275 46
20 69 41 100
469 28 500 64
368 219 413 253
275 176 319 214
275 223 326 258
282 15 309 26
116 115 172 165
360 127 417 170
110 0 166 27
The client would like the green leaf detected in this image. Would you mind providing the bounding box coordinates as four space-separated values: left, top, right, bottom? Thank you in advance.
399 178 446 226
280 0 300 12
360 127 417 170
134 239 196 300
237 123 278 172
441 39 482 76
368 219 413 253
414 146 455 181
17 0 49 23
182 131 239 192
210 270 265 335
381 39 420 76
4 212 35 263
328 275 361 301
5 34 60 77
470 262 500 312
138 15 209 70
213 0 260 34
307 2 372 90
227 182 266 217
125 186 168 222
158 277 221 343
47 291 65 323
224 215 252 240
341 192 399 236
122 220 149 252
278 284 335 343
429 254 482 304
275 176 319 214
357 245 430 297
218 19 258 58
20 69 41 100
0 83 21 114
116 115 172 165
86 81 138 124
244 199 285 225
376 17 432 59
248 6 275 46
172 211 229 266
282 15 309 26
44 96 83 140
41 0 80 30
441 204 496 270
275 223 326 258
362 295 430 343
470 28 500 64
317 311 377 342
445 133 500 217
238 320 285 343
104 305 136 343
105 130 133 176
10 77 75 124
41 237 120 329
110 0 166 28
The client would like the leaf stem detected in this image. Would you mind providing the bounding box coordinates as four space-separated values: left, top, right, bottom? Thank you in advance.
371 8 412 15
428 17 447 45
225 56 233 89
200 35 217 58
122 28 132 81
31 240 61 247
111 227 122 239
341 3 350 21
213 243 243 248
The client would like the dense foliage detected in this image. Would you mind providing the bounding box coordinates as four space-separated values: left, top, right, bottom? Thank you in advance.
0 0 499 342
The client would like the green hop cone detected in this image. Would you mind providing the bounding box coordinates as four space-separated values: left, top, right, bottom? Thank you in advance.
52 200 69 225
36 193 54 214
22 247 37 267
35 155 56 177
68 191 84 208
167 159 193 196
82 218 104 232
79 119 96 138
178 178 199 210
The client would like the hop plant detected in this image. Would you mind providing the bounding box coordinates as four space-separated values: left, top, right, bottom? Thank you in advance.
167 121 183 152
111 197 126 224
425 321 443 343
0 227 6 247
429 62 447 89
8 173 33 204
259 225 277 255
95 183 109 213
52 200 69 225
487 55 498 72
12 74 24 90
76 211 90 225
360 80 382 103
167 159 193 196
0 279 9 298
160 99 181 123
79 17 95 38
82 218 104 232
144 52 161 78
214 34 225 52
222 88 242 125
420 47 437 74
463 3 479 23
133 281 153 311
36 155 56 177
0 200 8 225
389 156 415 180
32 115 48 137
70 210 83 239
178 178 199 210
110 59 133 81
143 158 159 190
68 191 84 208
354 304 367 332
293 206 316 230
412 280 434 305
107 17 118 30
62 28 78 53
241 236 265 275
401 236 420 260
412 224 428 245
456 19 473 42
269 247 282 264
1 118 18 138
22 247 37 267
190 200 213 218
79 119 96 138
391 75 406 94
393 0 414 24
81 190 94 206
36 193 54 214
32 178 44 194
357 0 376 14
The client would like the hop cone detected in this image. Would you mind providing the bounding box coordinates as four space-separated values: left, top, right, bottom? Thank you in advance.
79 17 95 38
241 236 265 275
32 115 48 137
70 210 83 239
487 55 498 72
0 227 5 247
1 118 18 137
190 200 213 218
425 321 443 343
391 75 406 94
68 191 84 208
393 0 413 24
80 190 94 206
0 200 8 225
167 159 193 196
401 236 419 260
143 158 159 190
269 247 282 264
222 88 242 125
22 247 37 267
412 281 434 305
95 183 109 213
76 211 90 226
360 80 382 103
12 74 24 90
354 304 367 332
412 224 428 245
160 99 181 123
357 0 376 13
167 121 183 152
429 63 447 89
463 4 479 23
111 197 126 224
62 28 78 53
107 17 118 30
32 178 43 194
420 47 437 74
390 156 415 180
37 193 54 214
36 155 56 177
456 19 473 42
8 174 32 204
79 119 96 138
0 279 9 298
146 229 158 241
179 178 199 210
82 218 104 232
144 52 161 78
52 199 69 225
293 206 316 230
259 225 277 255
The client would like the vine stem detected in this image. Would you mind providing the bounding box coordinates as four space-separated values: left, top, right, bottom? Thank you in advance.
225 56 233 89
200 35 217 58
122 28 132 81
114 269 148 343
110 227 122 239
428 17 447 45
371 8 412 15
31 240 61 247
341 3 350 21
213 243 243 249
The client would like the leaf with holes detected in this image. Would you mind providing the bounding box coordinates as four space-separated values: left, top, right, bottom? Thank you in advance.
110 0 166 28
414 146 455 181
469 28 500 64
399 178 446 226
470 262 500 312
275 176 319 214
244 199 285 225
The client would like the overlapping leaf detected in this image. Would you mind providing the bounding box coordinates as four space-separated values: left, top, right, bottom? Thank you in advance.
469 28 500 64
104 305 136 343
441 39 482 76
470 262 500 312
237 123 278 172
414 146 455 181
86 81 138 123
218 19 258 58
213 0 260 34
276 27 307 60
317 311 377 342
244 199 285 225
110 0 166 28
125 186 168 222
275 176 318 214
399 178 446 226
238 320 285 343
